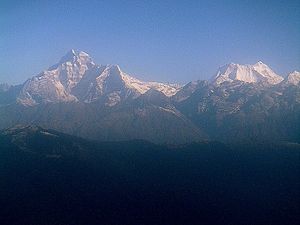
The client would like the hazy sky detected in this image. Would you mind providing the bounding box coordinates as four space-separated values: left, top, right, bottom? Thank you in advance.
1 0 299 84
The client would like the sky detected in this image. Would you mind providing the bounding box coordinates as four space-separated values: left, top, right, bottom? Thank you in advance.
1 0 299 85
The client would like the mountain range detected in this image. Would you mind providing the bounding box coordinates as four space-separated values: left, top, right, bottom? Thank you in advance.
0 50 299 144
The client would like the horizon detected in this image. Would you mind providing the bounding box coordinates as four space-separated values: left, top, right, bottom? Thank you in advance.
1 0 299 85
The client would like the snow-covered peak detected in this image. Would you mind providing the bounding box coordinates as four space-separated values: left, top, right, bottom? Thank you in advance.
119 68 181 96
285 71 300 85
58 49 94 65
254 60 265 66
17 50 97 105
93 64 181 97
17 50 182 106
104 65 123 79
58 49 77 63
212 61 284 86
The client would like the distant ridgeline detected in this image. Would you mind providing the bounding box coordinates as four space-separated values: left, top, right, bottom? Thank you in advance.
0 50 299 144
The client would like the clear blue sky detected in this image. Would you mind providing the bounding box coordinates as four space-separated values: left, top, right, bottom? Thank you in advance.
1 0 299 85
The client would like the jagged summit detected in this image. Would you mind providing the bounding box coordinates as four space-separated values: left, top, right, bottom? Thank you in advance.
212 61 284 86
59 49 77 63
17 50 181 106
285 71 300 85
57 49 94 65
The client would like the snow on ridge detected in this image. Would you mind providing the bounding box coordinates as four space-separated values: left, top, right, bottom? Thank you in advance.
58 49 94 66
285 71 300 85
17 50 97 105
119 70 181 96
78 63 181 98
19 50 296 107
93 64 181 97
212 61 284 85
16 49 182 106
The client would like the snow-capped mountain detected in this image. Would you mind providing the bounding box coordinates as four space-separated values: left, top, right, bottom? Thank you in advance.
212 61 284 86
18 50 95 105
1 50 299 144
73 64 180 106
17 50 181 106
284 71 300 86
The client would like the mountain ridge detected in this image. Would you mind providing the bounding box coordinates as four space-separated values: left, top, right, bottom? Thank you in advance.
0 50 299 144
212 61 284 86
2 50 297 107
16 50 182 106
